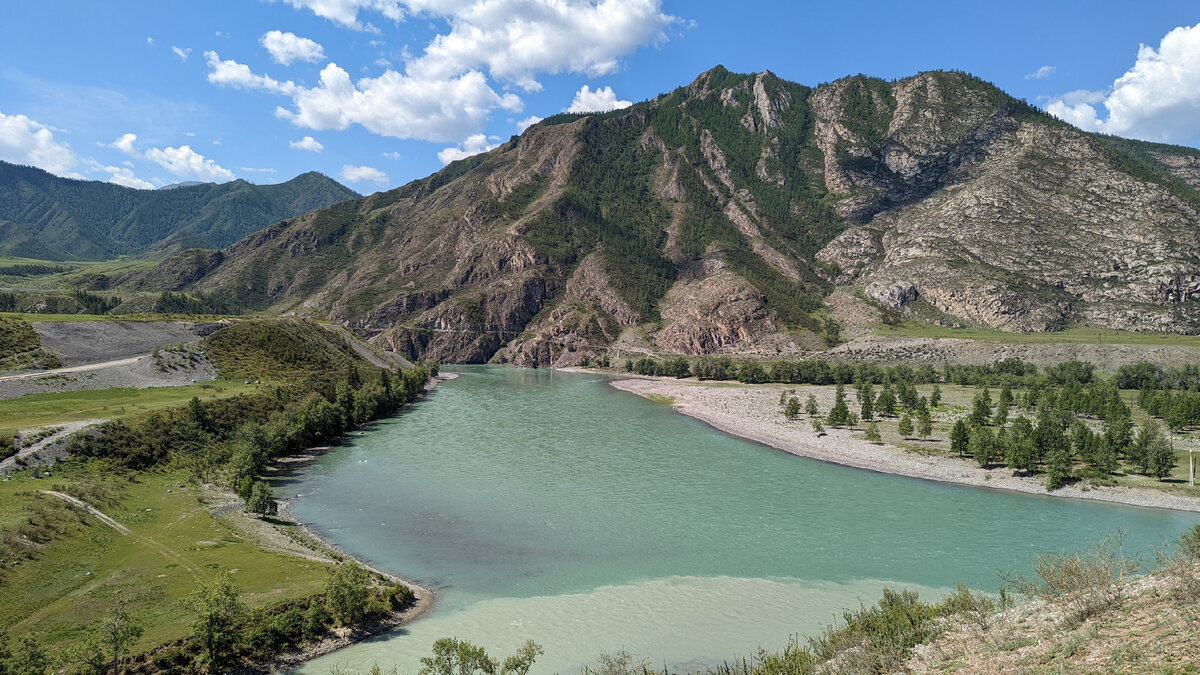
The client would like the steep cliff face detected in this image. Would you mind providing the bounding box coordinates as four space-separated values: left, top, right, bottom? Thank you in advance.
152 66 1200 364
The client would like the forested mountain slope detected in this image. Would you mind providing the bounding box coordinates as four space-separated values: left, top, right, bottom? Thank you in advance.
0 162 359 259
148 67 1200 365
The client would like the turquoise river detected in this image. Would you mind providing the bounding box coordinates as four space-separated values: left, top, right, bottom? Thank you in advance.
282 366 1199 673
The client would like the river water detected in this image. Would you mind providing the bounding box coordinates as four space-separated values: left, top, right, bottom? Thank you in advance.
283 366 1198 673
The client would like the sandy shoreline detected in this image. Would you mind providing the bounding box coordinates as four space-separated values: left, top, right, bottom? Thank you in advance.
607 376 1200 513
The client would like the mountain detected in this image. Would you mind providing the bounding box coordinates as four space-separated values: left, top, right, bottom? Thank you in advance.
0 162 360 259
144 67 1200 365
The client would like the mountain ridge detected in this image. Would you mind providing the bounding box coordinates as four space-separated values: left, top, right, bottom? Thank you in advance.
0 162 360 260
128 66 1200 365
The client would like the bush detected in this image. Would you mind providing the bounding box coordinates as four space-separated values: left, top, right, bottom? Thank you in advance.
1002 533 1138 625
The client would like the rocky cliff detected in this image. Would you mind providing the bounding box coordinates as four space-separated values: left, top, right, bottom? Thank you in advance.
144 67 1200 364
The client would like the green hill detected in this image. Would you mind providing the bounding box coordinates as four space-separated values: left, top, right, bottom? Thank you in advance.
0 162 359 260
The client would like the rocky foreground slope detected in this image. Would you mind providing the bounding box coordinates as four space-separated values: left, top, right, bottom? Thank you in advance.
132 67 1200 365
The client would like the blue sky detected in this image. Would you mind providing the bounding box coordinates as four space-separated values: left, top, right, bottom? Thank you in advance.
1 1 1198 192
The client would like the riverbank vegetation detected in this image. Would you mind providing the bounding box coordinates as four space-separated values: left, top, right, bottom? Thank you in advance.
609 354 1200 492
0 318 434 671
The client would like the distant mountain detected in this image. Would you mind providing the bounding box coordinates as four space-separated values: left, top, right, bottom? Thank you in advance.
0 162 359 259
139 67 1200 366
156 181 207 190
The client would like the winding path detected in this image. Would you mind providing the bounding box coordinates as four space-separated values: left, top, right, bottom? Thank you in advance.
38 490 130 534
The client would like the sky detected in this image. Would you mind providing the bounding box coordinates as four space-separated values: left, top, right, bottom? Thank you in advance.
1 1 1198 193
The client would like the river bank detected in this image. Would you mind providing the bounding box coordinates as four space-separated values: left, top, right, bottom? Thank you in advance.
222 374 459 672
606 376 1200 513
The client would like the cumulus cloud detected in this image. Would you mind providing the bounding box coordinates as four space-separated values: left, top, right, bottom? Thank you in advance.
281 0 405 30
407 0 678 92
107 132 140 156
515 115 542 132
437 133 499 164
289 135 325 152
144 145 236 182
273 63 521 142
88 162 155 189
1045 23 1200 143
228 1 676 152
261 30 326 65
0 111 79 177
341 164 389 184
205 51 298 94
1025 65 1055 80
567 85 631 113
172 46 192 60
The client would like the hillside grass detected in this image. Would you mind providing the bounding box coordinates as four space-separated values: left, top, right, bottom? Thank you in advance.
0 381 256 433
0 467 331 658
876 323 1200 348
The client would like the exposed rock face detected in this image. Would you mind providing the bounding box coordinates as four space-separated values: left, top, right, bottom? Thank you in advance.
146 66 1200 364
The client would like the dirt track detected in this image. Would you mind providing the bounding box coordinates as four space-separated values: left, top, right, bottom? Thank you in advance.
33 320 222 367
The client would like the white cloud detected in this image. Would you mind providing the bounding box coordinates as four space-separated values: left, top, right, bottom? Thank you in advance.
95 164 155 190
146 37 155 46
274 63 520 142
0 111 79 177
407 0 677 92
1045 23 1200 143
566 85 631 113
107 132 140 156
280 0 405 30
341 164 389 184
381 151 402 159
1025 65 1055 80
172 46 192 60
516 115 542 132
204 51 298 94
144 145 236 182
289 135 324 152
437 133 500 164
260 30 326 65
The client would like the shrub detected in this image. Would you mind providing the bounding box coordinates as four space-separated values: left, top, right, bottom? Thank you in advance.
1002 533 1138 625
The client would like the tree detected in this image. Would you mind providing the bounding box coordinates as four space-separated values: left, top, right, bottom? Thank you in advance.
247 480 278 516
420 638 497 675
970 426 997 468
917 407 933 440
783 397 801 420
1032 409 1068 465
858 382 875 421
993 398 1009 428
10 636 47 675
998 384 1014 409
325 563 371 627
96 596 143 675
969 387 993 427
875 385 897 417
930 384 942 408
1104 393 1133 457
1090 437 1118 476
805 394 819 417
1133 420 1175 479
864 422 882 443
898 414 914 439
828 385 851 428
182 573 246 668
950 420 970 458
500 641 545 675
1045 442 1073 490
810 418 825 434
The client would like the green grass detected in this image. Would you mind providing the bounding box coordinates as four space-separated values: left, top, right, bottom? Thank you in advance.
0 468 332 657
645 393 677 405
876 323 1200 348
0 381 257 433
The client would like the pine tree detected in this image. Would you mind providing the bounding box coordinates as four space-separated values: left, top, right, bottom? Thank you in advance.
1045 443 1073 490
969 387 993 427
864 422 882 443
876 385 897 417
805 394 819 417
828 384 851 428
917 407 933 440
930 384 942 408
898 414 914 439
950 419 970 457
970 426 997 468
784 397 801 420
859 382 875 421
